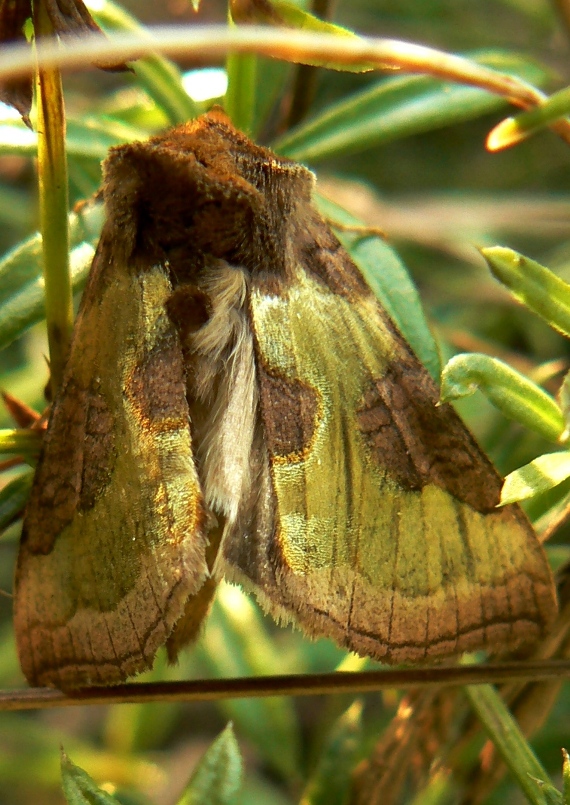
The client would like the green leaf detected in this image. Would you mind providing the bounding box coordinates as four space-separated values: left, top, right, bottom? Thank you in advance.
230 0 370 73
464 684 554 805
482 246 570 340
91 1 198 124
0 117 144 161
66 118 146 160
0 428 41 455
0 203 104 349
559 371 570 430
315 194 440 380
266 0 358 38
262 1 371 72
0 239 93 350
176 724 242 805
61 750 121 805
502 451 570 504
300 701 363 805
488 85 570 151
225 1 258 135
274 51 550 161
225 51 258 135
563 748 570 805
0 469 33 531
440 353 565 443
529 777 564 805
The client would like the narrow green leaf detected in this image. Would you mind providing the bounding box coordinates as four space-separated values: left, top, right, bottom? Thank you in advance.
0 428 41 455
267 0 358 37
91 1 198 124
0 203 102 304
300 701 363 805
229 0 370 73
482 246 570 339
529 777 564 805
523 476 570 533
559 371 570 430
464 685 553 805
225 51 258 135
66 117 146 159
0 469 33 531
315 194 440 380
262 0 371 72
0 203 103 349
177 724 242 805
502 451 570 504
225 3 258 135
0 117 144 161
562 748 570 805
274 51 550 162
441 353 565 442
0 240 94 350
61 750 120 805
488 85 570 151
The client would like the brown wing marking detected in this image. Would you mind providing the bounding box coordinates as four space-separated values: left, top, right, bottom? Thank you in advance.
357 347 503 512
258 366 321 462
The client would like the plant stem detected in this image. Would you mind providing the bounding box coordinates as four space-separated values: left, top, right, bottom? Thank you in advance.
33 0 73 398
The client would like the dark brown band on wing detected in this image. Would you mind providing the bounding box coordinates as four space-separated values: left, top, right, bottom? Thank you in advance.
297 211 373 301
124 333 190 433
258 365 320 461
79 388 117 511
357 355 504 513
22 377 117 555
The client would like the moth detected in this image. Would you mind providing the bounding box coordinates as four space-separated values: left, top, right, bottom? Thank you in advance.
14 110 557 688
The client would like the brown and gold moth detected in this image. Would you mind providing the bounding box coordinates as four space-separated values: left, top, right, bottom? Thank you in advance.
14 110 558 689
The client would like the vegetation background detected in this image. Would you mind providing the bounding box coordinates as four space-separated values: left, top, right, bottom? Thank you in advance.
0 0 569 803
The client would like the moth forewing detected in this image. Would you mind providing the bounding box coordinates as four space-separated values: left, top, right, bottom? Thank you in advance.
14 222 209 688
14 109 558 689
207 118 557 662
219 252 557 662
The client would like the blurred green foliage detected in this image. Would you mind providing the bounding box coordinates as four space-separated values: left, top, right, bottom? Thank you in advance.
0 0 570 803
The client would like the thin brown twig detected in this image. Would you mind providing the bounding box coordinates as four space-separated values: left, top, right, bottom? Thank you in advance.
0 27 566 137
3 659 570 712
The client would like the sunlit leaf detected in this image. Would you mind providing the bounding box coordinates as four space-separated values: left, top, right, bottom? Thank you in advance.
61 750 121 805
482 246 570 340
502 451 570 504
441 353 565 443
176 724 242 805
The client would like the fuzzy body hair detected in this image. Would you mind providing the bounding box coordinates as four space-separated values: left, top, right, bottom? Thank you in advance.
185 262 258 525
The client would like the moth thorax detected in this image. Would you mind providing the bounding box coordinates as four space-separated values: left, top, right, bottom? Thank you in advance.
185 263 257 526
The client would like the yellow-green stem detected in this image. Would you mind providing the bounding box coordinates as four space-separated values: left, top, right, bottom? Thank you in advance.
33 0 73 399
